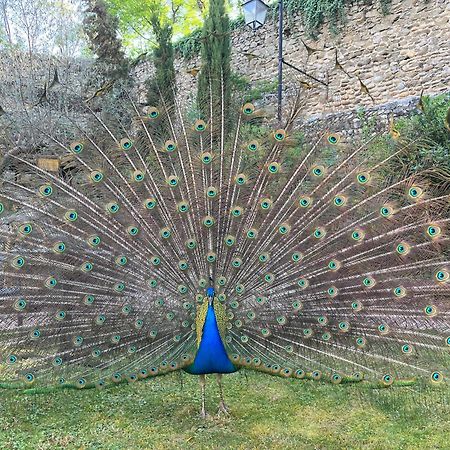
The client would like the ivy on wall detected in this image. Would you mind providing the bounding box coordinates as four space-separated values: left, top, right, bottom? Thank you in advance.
174 0 395 59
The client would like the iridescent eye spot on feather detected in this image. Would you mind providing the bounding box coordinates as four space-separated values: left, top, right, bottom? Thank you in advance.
206 186 218 198
261 328 271 337
393 286 406 298
147 107 160 119
278 223 291 235
327 286 338 297
135 319 144 329
380 205 394 218
111 335 121 344
231 206 243 217
247 141 258 152
114 282 125 292
178 260 189 270
235 174 247 185
11 256 25 269
292 300 303 311
362 276 375 288
297 278 309 289
160 227 171 239
357 172 370 185
317 316 328 325
257 296 267 305
426 224 441 238
333 194 347 207
299 196 312 208
232 257 243 268
264 273 275 283
313 227 326 239
268 162 280 174
70 142 83 154
395 241 410 256
115 256 128 266
90 170 104 183
166 175 179 187
246 228 258 239
242 103 255 115
84 295 95 305
7 354 17 364
120 138 133 150
259 252 270 263
127 226 139 236
144 198 157 209
378 324 389 335
218 276 227 286
328 259 341 271
435 269 449 282
273 129 286 141
339 321 350 332
201 152 212 164
331 373 342 384
185 238 197 250
194 119 206 132
24 373 35 384
292 251 303 262
225 235 235 246
431 371 443 383
203 215 215 228
311 165 325 177
164 140 177 152
95 314 105 325
236 283 245 294
401 344 413 354
381 374 394 386
0 202 4 214
206 252 216 263
424 305 437 317
147 279 157 288
294 369 305 379
73 335 84 347
87 235 101 247
356 336 366 347
351 228 365 241
133 170 145 182
408 186 423 199
14 298 27 311
260 198 272 210
107 202 120 214
122 304 132 314
322 332 331 341
53 356 63 366
351 301 362 312
32 334 45 349
65 210 78 222
327 134 340 145
151 256 160 266
80 262 93 272
39 184 53 197
311 370 322 381
18 223 32 236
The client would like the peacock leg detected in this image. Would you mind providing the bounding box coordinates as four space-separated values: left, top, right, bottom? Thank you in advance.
216 373 230 415
199 374 207 418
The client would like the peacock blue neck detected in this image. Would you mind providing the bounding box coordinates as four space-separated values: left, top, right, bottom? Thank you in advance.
184 302 238 375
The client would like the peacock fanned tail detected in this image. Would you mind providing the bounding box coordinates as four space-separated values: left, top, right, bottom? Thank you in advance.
0 75 449 390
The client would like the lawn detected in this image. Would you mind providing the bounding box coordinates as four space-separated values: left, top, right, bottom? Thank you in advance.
0 371 449 450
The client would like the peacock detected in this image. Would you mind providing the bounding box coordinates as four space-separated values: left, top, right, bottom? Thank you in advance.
0 72 449 419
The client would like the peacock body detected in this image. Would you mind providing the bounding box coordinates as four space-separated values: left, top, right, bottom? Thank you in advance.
0 73 449 415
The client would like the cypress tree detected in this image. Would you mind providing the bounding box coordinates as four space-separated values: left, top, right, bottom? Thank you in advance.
197 0 231 123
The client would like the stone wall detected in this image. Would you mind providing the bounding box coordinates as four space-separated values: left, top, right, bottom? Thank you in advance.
134 0 450 125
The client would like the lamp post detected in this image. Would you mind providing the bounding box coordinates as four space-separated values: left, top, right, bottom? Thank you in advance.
242 0 327 122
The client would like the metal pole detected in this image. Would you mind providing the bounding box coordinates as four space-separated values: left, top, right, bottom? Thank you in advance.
277 0 283 122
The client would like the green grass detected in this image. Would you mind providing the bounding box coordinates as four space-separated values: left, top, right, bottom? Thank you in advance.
1 371 449 449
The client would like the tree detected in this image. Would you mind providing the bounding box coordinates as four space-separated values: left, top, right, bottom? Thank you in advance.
197 0 231 123
83 0 128 78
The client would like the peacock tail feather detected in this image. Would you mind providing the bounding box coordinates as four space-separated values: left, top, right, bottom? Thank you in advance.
0 73 449 390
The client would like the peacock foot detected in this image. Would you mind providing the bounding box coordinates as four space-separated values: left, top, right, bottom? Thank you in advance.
217 401 230 416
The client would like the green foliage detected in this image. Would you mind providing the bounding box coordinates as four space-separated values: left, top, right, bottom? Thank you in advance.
83 0 128 78
394 93 450 172
1 371 449 449
145 14 176 108
197 0 231 122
